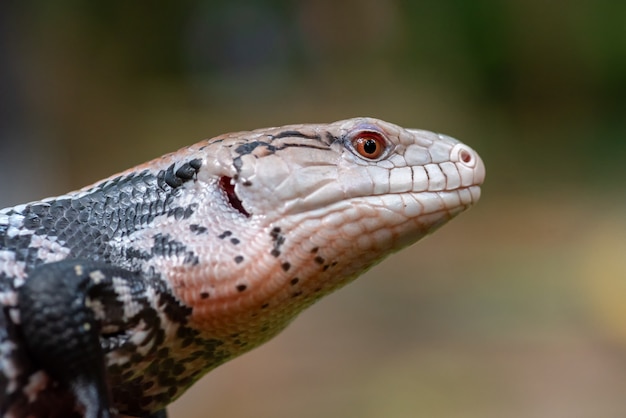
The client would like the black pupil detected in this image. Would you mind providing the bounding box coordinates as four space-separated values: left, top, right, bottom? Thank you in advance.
363 138 377 154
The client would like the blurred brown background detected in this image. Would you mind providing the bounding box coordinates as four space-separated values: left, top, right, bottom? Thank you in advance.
1 1 625 417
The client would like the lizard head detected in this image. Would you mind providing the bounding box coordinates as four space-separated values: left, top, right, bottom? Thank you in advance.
178 117 484 332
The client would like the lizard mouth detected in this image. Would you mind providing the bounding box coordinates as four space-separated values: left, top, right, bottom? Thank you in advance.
219 176 250 217
218 174 482 221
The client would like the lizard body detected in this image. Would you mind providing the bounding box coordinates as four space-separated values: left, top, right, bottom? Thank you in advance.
0 117 484 417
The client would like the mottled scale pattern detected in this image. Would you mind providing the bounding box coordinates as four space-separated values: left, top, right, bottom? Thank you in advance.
0 117 485 417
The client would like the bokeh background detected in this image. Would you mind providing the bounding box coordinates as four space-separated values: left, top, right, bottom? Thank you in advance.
1 1 626 417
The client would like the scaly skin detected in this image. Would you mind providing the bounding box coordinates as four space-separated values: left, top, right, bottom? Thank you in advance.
0 117 484 417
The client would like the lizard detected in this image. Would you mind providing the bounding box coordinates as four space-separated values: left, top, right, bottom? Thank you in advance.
0 117 485 417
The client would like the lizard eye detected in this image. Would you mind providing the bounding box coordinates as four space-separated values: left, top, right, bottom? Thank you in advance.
350 131 388 160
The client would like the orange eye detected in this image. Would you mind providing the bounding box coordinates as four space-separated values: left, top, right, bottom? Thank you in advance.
352 132 387 160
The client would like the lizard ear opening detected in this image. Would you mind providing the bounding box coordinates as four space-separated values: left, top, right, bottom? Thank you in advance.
219 176 251 218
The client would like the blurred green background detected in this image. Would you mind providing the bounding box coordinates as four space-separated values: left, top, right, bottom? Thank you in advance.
1 1 626 417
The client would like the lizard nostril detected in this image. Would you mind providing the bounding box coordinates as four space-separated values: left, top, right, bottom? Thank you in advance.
452 144 476 168
219 176 250 218
460 149 472 164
